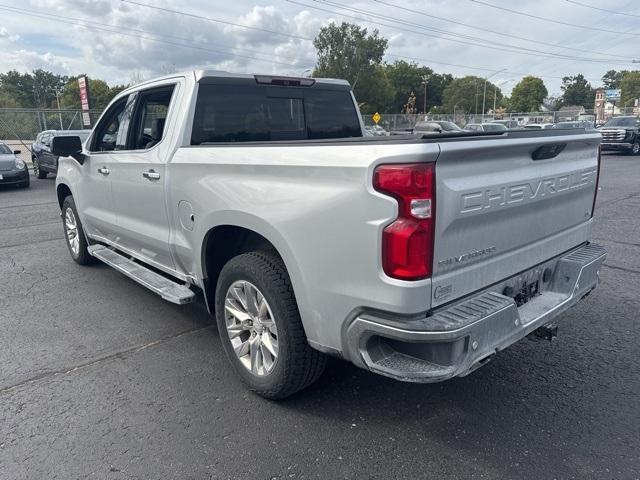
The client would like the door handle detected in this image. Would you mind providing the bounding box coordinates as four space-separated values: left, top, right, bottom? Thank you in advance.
98 166 110 176
143 169 161 180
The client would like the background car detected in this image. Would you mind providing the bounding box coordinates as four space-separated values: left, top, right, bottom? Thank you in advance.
599 116 640 155
364 125 388 136
489 119 519 129
413 121 462 135
32 129 91 179
555 120 595 130
0 142 29 188
465 122 508 133
523 123 555 129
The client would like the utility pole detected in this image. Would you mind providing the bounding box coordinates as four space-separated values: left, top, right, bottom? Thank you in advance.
422 75 428 115
54 88 63 130
482 68 506 119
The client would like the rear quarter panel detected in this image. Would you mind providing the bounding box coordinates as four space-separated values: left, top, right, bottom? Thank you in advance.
166 142 439 353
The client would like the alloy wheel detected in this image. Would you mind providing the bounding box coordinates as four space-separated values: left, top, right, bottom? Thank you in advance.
224 280 279 376
64 207 80 256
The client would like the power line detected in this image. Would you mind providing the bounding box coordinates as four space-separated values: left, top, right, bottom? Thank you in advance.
120 0 604 82
0 4 308 69
121 0 312 41
565 0 640 19
470 0 640 37
372 0 633 60
294 0 638 65
386 53 601 82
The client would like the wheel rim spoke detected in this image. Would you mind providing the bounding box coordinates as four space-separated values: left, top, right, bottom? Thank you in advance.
64 207 80 255
224 280 278 377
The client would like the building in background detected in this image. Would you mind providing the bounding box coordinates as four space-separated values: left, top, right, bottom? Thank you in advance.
594 87 623 123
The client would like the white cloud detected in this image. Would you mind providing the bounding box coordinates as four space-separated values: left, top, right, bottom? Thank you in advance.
0 0 636 96
0 27 20 42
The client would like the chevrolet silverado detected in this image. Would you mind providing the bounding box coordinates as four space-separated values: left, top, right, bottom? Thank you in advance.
52 70 605 398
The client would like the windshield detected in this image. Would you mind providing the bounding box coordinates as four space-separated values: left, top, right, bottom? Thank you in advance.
603 117 637 128
0 143 12 154
439 122 462 131
483 124 507 132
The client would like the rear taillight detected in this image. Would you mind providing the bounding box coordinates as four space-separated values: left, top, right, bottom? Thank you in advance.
592 145 601 217
373 163 435 280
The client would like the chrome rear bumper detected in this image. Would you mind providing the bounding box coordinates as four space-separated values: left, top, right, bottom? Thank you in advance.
345 243 606 382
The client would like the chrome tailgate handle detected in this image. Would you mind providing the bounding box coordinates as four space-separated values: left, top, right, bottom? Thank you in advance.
143 169 160 180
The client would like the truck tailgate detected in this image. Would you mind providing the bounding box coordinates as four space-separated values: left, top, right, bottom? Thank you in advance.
431 131 601 308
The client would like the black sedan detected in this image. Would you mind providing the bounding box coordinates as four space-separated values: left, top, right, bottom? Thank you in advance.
0 142 29 188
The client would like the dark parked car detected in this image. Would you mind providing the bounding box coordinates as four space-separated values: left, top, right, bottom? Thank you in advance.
599 116 640 155
413 121 462 135
32 129 91 178
0 142 29 188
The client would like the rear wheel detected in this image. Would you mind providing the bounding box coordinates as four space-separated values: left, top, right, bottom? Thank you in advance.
61 195 94 265
33 158 47 179
215 251 326 399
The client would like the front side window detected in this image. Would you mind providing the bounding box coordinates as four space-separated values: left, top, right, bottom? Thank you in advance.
191 84 361 144
130 86 175 150
91 98 129 152
0 143 11 154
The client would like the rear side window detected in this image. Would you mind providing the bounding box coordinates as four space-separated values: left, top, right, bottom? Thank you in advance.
191 84 361 144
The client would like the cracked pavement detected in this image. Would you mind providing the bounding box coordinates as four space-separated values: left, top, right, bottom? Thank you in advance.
1 155 639 480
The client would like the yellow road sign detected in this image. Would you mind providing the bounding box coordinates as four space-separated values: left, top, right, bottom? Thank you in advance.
372 112 381 124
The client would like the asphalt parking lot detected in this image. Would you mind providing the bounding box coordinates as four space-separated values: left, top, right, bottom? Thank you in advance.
1 153 639 480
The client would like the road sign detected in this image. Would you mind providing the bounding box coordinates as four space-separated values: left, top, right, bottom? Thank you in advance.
372 112 381 124
605 89 621 102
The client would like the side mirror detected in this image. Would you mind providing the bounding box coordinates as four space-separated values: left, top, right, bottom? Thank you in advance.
435 127 442 133
51 136 85 164
13 149 21 154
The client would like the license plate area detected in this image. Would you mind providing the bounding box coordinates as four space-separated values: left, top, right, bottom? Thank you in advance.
512 280 540 307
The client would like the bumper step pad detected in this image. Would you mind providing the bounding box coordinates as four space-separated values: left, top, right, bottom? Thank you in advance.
88 245 195 305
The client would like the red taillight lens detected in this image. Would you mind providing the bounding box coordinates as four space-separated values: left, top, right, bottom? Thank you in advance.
373 163 435 280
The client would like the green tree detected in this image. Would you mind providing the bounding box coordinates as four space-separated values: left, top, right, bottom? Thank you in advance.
509 76 548 112
559 74 595 108
620 71 640 108
59 76 127 110
313 22 388 112
441 75 502 114
383 60 452 113
601 70 628 90
0 69 68 108
0 71 36 107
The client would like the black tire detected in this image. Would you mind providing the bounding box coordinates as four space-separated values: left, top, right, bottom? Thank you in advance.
629 141 640 156
215 251 326 399
19 175 30 188
33 158 47 179
61 195 95 265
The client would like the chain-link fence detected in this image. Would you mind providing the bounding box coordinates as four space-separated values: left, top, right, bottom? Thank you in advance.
361 107 639 133
0 108 103 161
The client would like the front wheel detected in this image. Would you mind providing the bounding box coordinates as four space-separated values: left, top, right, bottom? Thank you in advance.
215 251 326 399
630 141 640 156
61 195 94 265
33 158 47 179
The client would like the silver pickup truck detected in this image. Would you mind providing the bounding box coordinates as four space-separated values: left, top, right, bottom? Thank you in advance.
53 70 605 399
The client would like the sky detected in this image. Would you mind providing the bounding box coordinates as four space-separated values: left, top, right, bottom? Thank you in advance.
0 0 638 96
